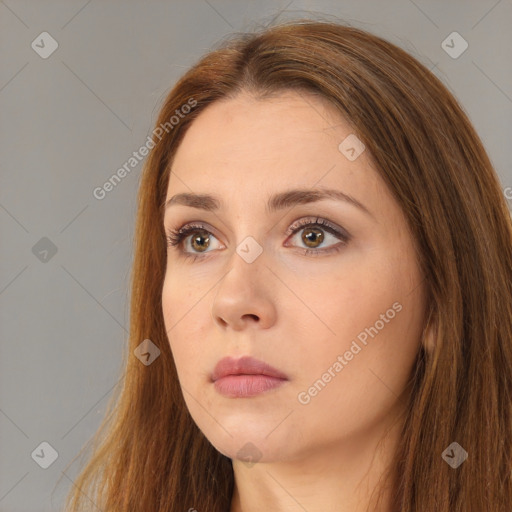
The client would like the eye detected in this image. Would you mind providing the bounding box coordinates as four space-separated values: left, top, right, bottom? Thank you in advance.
284 217 350 256
166 222 222 260
165 216 350 261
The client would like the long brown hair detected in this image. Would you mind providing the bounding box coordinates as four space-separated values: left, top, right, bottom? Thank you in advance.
61 19 512 511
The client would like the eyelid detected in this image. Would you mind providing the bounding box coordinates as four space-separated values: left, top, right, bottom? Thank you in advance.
284 216 351 240
169 216 349 238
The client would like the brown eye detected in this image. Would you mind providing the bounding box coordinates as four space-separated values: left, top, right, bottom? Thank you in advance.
165 223 221 259
285 217 350 256
189 230 211 252
302 227 325 248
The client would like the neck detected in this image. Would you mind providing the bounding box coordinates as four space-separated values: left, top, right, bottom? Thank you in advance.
229 410 403 512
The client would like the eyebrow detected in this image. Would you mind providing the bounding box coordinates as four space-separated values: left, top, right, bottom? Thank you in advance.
164 187 373 218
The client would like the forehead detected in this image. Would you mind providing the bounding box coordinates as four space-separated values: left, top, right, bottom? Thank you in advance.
167 90 378 191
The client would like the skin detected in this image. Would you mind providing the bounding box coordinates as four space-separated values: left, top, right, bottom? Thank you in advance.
161 90 427 512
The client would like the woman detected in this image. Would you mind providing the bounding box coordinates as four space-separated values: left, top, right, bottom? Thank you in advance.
62 19 512 511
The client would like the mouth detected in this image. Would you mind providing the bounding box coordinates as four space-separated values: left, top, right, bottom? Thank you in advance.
213 375 287 397
211 356 289 398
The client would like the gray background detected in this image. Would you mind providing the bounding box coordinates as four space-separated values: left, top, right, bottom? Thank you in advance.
0 1 511 510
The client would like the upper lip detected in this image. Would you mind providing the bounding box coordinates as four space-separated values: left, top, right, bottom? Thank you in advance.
211 356 288 381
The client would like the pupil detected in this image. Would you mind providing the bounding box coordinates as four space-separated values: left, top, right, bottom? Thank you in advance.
303 228 324 248
192 231 209 252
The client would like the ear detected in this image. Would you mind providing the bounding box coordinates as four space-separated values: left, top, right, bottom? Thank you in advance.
421 306 437 354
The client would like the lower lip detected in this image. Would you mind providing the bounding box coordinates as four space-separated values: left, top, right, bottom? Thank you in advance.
213 375 287 398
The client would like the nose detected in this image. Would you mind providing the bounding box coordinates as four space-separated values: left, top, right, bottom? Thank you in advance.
211 250 277 331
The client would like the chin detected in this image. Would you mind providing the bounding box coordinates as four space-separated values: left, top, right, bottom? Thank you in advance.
202 426 296 465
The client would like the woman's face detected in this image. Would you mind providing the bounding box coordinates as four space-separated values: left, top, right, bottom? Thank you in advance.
162 90 427 463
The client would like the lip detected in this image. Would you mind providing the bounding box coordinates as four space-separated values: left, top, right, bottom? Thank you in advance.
211 356 289 398
211 356 288 381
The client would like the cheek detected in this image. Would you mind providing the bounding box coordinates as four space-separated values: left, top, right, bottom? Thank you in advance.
161 272 205 370
291 250 423 388
293 291 423 439
287 254 401 347
162 264 210 325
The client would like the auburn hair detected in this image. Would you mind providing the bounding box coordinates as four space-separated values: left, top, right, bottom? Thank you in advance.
61 18 512 511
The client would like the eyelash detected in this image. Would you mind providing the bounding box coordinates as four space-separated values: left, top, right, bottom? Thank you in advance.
165 217 351 262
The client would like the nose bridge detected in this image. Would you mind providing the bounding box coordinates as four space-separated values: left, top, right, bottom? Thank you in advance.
211 231 277 329
213 198 275 287
226 233 266 289
220 204 268 264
